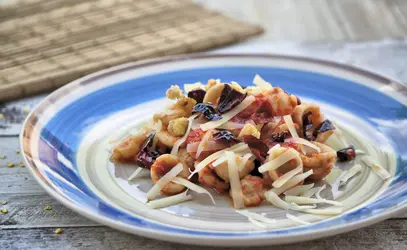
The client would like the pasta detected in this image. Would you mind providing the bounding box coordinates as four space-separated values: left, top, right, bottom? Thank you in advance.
110 75 364 212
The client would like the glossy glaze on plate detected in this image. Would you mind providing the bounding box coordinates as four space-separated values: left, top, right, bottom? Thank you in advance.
20 54 407 246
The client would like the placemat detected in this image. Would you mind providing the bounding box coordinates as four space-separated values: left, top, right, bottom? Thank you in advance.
0 0 263 102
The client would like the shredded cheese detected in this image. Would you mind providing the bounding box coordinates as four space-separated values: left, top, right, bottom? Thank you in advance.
188 143 248 178
355 149 366 155
239 153 254 170
362 156 391 180
324 168 344 186
283 183 315 196
303 207 343 215
253 74 273 90
290 203 317 211
265 190 291 210
127 167 143 181
258 149 299 173
171 114 199 156
267 144 281 154
146 163 183 200
286 213 311 225
340 164 362 184
283 115 299 138
172 177 216 205
153 119 162 132
302 186 321 198
271 170 314 195
236 210 277 225
184 82 204 92
227 151 245 209
211 154 227 167
315 184 327 200
285 138 320 153
200 96 256 131
272 165 303 188
186 141 224 153
196 129 213 158
217 121 246 130
148 191 192 209
285 196 343 207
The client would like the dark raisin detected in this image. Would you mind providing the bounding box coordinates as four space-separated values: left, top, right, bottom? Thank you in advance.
193 103 222 121
188 89 206 103
337 145 356 162
270 131 290 143
217 84 247 113
302 111 314 139
250 159 263 177
242 135 269 163
135 150 155 169
135 133 160 169
313 119 335 137
213 130 240 146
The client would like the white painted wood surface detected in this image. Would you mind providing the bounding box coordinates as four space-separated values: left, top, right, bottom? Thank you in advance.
196 0 407 41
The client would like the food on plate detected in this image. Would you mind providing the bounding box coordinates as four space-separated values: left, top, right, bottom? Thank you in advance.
110 75 390 220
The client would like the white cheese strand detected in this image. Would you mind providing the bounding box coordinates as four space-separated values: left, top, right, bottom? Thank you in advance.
171 114 199 156
200 96 256 131
146 163 183 200
283 115 299 138
258 148 299 173
265 190 291 210
315 184 327 200
302 186 320 198
340 164 362 184
172 177 216 205
302 207 343 215
184 82 204 92
286 213 311 225
267 143 281 154
271 170 313 195
236 210 277 225
196 129 213 158
355 149 366 155
284 196 343 207
148 191 192 209
188 143 248 178
324 168 344 186
239 153 254 170
362 156 391 180
253 74 273 90
285 138 320 153
283 183 315 196
127 167 143 181
153 119 162 132
272 164 303 188
227 151 245 209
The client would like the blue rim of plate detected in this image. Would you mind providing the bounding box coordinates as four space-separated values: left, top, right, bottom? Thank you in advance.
20 53 407 246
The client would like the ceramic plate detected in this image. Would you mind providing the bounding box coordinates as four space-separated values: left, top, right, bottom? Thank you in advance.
21 54 407 246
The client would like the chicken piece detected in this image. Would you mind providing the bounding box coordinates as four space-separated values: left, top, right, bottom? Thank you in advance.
150 154 189 195
111 133 147 162
197 166 229 193
212 155 255 183
301 142 337 181
239 175 265 207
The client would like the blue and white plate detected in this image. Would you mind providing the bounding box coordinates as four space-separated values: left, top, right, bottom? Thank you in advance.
21 54 407 246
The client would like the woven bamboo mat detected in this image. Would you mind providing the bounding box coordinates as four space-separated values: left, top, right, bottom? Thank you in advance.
0 0 263 101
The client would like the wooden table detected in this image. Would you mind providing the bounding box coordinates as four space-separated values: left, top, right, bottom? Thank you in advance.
2 1 407 250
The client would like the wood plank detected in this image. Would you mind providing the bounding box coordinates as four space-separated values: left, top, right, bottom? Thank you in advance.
1 220 406 249
0 194 98 228
197 0 407 41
